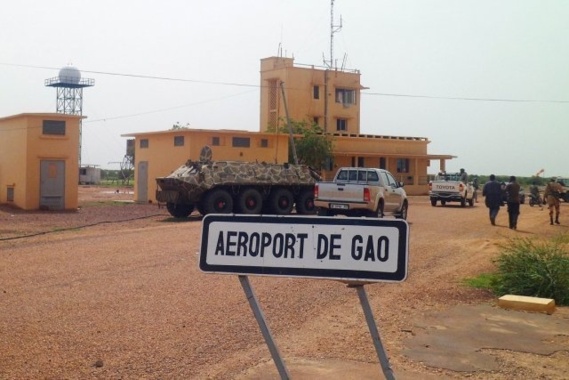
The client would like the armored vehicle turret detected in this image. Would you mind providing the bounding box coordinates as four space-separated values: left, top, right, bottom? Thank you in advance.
156 146 320 218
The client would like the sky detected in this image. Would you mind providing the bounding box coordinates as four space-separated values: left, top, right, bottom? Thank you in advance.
1 0 568 177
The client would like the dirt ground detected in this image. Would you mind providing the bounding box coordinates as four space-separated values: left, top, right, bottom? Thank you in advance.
1 186 568 379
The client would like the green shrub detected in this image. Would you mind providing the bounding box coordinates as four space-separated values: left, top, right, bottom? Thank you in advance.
490 237 569 305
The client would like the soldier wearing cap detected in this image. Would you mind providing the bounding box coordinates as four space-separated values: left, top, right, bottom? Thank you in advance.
459 168 468 183
543 177 563 225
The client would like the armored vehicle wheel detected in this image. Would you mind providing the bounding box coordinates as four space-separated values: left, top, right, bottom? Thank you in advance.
460 197 466 207
430 198 437 207
269 188 294 214
396 201 408 220
166 202 194 218
468 197 474 207
204 189 234 214
295 189 316 214
237 188 263 214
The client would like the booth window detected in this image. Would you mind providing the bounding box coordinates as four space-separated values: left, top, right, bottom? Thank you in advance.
42 120 66 135
140 139 149 148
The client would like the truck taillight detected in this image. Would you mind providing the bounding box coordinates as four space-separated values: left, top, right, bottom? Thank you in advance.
364 187 371 202
314 184 319 199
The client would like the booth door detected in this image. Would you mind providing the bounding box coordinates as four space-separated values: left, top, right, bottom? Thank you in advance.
40 160 65 210
137 161 148 203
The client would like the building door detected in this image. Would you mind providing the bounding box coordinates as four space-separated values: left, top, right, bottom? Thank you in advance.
137 161 148 203
40 160 65 210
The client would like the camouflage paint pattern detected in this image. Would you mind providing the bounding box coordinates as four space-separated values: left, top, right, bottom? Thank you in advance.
156 159 320 204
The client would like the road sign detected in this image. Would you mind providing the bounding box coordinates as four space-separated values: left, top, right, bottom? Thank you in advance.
199 214 409 282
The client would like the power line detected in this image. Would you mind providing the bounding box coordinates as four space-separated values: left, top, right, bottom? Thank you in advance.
363 91 569 104
2 61 568 104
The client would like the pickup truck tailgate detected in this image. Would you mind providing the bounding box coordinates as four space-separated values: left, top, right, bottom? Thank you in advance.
317 182 366 203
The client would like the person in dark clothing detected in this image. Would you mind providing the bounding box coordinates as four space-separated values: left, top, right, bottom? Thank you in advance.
482 174 503 225
505 176 521 230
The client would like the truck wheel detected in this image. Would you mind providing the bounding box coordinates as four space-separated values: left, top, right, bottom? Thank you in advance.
204 189 234 214
441 200 446 206
468 197 474 207
237 188 263 214
166 202 194 218
430 198 437 207
375 200 385 218
295 189 316 214
460 196 466 207
396 201 408 220
269 188 294 214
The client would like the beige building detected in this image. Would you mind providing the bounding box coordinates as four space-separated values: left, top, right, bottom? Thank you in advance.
0 113 82 210
124 56 454 202
260 56 363 134
121 129 292 203
260 56 454 193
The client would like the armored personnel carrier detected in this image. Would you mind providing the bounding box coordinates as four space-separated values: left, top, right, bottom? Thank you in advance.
156 146 321 218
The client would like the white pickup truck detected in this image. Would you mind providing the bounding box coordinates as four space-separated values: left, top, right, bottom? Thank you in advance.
314 167 408 219
429 172 475 207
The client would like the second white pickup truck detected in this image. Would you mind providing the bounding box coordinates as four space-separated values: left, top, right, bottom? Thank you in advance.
314 167 408 219
429 172 475 207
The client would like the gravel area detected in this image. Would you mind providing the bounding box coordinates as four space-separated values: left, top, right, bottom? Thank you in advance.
1 187 568 379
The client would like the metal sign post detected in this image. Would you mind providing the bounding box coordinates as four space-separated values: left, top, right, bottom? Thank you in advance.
200 214 409 379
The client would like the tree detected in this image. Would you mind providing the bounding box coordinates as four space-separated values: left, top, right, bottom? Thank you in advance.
171 122 190 130
269 119 334 170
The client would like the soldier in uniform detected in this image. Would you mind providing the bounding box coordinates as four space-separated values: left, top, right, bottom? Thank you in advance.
505 176 521 230
543 177 563 225
459 168 468 183
482 174 503 225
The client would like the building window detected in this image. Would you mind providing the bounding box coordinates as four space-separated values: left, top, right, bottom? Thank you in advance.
397 158 410 173
260 138 269 148
212 136 220 146
140 139 149 148
313 117 319 126
232 137 250 148
357 157 365 167
42 120 66 135
313 85 320 99
174 136 184 146
336 119 347 131
335 88 356 105
379 157 386 169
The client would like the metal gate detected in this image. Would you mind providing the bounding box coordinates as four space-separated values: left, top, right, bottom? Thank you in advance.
40 160 65 210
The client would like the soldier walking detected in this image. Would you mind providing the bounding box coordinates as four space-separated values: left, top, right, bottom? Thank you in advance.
544 177 563 225
482 174 503 225
505 176 521 230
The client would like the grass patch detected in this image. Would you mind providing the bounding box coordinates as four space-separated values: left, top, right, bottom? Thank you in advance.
462 273 497 289
464 234 569 306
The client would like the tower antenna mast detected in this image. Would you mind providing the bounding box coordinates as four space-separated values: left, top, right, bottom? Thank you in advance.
325 0 342 69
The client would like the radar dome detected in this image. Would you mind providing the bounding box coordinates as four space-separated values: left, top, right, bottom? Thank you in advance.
58 66 81 84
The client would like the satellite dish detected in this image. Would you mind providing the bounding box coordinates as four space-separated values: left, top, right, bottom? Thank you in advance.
199 145 213 162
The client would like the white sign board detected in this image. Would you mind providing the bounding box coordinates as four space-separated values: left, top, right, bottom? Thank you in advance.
199 214 409 282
